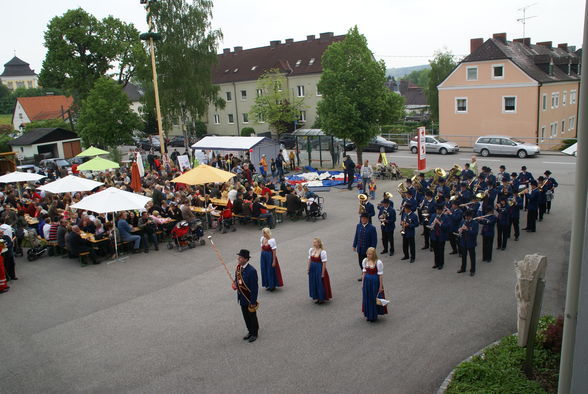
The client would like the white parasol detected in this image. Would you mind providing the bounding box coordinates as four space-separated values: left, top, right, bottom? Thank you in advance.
37 175 104 194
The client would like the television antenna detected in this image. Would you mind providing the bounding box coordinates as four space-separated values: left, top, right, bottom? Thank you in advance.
517 3 538 39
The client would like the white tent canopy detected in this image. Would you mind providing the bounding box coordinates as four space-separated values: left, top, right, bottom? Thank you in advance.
563 143 577 156
0 171 45 183
70 187 151 214
192 136 280 168
37 175 104 194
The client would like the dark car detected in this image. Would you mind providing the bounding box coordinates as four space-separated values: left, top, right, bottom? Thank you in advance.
137 135 161 151
279 133 296 149
345 136 398 152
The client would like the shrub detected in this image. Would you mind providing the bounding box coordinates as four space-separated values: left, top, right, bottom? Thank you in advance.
559 139 577 151
241 127 255 136
542 316 564 355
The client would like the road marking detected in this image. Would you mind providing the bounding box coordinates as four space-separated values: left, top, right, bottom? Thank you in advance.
389 155 415 159
542 161 575 165
458 158 500 162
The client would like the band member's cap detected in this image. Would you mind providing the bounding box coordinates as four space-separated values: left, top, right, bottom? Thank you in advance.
530 180 538 186
360 212 370 218
460 182 467 187
380 198 390 205
237 249 251 259
465 209 474 217
435 203 444 210
419 172 425 177
544 170 552 176
511 172 518 177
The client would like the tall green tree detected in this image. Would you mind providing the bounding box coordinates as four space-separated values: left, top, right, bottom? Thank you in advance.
148 0 224 131
0 87 65 114
23 119 72 132
317 26 404 163
426 51 457 123
77 77 142 148
39 8 147 101
249 69 306 136
401 68 431 88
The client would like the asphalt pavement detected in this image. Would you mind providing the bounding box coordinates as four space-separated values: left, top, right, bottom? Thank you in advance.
0 151 575 393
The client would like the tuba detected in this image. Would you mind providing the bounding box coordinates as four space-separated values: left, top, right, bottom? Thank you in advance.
358 193 368 214
378 208 389 226
383 191 393 200
411 175 422 190
397 182 408 194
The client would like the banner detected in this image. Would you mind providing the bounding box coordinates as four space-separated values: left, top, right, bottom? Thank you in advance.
177 155 191 171
417 127 427 171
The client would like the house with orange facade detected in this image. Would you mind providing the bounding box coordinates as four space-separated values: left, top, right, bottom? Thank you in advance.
438 33 581 148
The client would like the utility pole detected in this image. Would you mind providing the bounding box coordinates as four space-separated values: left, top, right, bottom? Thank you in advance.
140 0 165 156
517 3 538 39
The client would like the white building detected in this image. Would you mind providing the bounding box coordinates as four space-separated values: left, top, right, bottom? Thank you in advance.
0 56 38 90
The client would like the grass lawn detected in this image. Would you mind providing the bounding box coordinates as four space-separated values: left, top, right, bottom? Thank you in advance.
0 114 11 125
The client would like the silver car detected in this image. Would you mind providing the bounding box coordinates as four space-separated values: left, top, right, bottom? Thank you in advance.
409 135 459 155
473 136 540 158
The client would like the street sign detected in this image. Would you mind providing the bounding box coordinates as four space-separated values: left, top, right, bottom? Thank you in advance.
16 153 24 161
417 126 426 171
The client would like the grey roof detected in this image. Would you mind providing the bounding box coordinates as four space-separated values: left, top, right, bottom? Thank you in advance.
9 128 79 146
462 39 581 83
1 56 36 77
123 82 143 102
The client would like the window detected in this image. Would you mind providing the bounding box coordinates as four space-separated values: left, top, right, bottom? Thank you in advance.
275 81 282 91
478 138 490 144
316 85 322 96
299 111 306 122
256 88 263 97
16 81 24 88
540 126 546 142
466 66 478 81
258 113 265 123
569 116 575 130
297 85 305 97
503 96 517 112
226 91 232 101
455 97 468 113
242 113 249 123
551 93 559 108
561 120 566 134
228 114 234 124
240 90 247 100
251 65 257 71
27 81 33 88
213 114 220 124
542 94 547 111
489 138 501 145
233 68 239 73
492 64 504 79
570 90 577 104
563 91 567 106
501 138 516 146
550 123 557 137
295 59 302 67
309 58 315 66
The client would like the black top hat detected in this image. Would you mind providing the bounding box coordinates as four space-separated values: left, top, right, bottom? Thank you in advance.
380 198 390 205
237 249 251 259
544 170 552 176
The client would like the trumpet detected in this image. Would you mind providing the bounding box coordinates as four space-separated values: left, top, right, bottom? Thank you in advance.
459 201 478 207
517 188 528 196
475 190 488 200
378 209 389 226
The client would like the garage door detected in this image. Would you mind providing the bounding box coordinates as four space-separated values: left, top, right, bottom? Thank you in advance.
63 140 82 158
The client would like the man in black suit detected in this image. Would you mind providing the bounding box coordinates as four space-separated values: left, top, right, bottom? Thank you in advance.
233 249 259 343
70 226 99 264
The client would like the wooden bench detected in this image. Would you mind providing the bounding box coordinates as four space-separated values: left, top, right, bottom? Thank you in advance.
78 251 91 266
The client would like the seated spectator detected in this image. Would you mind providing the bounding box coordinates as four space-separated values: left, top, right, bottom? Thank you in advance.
251 197 274 228
69 226 99 264
138 211 159 252
117 212 142 253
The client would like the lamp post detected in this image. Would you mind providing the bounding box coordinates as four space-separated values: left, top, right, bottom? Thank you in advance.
140 0 165 156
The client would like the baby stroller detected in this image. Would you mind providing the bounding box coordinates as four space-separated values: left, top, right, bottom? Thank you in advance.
218 206 236 234
167 220 205 252
23 230 49 261
305 196 327 222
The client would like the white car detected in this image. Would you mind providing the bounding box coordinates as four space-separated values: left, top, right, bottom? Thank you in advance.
409 135 459 155
473 136 540 158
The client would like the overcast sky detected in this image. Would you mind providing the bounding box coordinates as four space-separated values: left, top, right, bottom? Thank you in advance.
2 0 585 74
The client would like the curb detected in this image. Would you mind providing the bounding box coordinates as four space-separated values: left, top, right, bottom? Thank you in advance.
436 335 514 394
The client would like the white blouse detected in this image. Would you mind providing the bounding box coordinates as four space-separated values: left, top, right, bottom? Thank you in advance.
362 259 383 275
260 237 277 250
308 248 328 262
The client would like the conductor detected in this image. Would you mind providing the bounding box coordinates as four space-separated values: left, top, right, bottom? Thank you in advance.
233 249 259 343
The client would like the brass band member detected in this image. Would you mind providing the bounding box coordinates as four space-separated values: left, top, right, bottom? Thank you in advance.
378 198 396 256
358 194 375 223
457 210 479 277
400 204 419 263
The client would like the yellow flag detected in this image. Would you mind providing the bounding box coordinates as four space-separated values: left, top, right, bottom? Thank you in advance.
381 152 388 166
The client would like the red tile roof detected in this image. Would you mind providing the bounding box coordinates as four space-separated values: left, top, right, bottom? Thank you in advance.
17 95 73 121
212 33 345 84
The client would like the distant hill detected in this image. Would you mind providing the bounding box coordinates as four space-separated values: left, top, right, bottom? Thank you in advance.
386 65 430 79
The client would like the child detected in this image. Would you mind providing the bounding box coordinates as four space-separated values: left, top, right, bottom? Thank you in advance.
357 179 363 195
368 179 377 200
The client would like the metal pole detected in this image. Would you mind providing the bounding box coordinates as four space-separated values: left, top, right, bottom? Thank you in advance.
559 2 588 392
147 4 165 155
524 279 545 377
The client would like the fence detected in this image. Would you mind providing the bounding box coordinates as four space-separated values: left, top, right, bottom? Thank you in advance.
380 132 575 152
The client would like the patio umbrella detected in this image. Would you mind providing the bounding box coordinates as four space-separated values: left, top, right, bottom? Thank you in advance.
37 175 104 194
0 171 46 197
71 187 151 262
136 152 145 177
77 157 120 171
171 164 235 185
130 162 142 192
76 146 110 157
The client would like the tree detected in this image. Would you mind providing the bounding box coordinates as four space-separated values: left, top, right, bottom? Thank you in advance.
241 127 255 136
401 68 431 88
148 0 224 131
23 119 72 132
426 51 456 123
0 87 65 114
317 26 404 163
39 8 148 101
77 77 142 148
249 69 306 136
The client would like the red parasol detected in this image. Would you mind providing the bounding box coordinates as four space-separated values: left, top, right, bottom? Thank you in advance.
131 162 142 192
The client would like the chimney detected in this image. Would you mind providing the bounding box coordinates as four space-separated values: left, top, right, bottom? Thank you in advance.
233 46 243 53
569 45 576 52
513 38 531 46
470 38 484 53
319 32 334 41
269 40 280 47
537 41 553 49
558 43 568 50
222 48 230 54
306 35 315 41
285 38 294 44
492 33 507 43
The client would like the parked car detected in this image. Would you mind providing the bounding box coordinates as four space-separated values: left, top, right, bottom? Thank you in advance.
68 156 90 165
279 133 296 149
16 164 41 173
137 135 161 151
168 136 188 147
473 136 540 158
409 135 459 155
345 136 398 152
39 158 71 171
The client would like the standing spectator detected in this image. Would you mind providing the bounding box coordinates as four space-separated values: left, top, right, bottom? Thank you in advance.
360 160 373 194
276 150 286 178
288 150 296 171
344 155 355 190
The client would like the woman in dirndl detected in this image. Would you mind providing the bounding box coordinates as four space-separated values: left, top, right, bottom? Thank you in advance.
260 228 283 292
307 237 332 304
362 247 387 322
0 241 9 294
